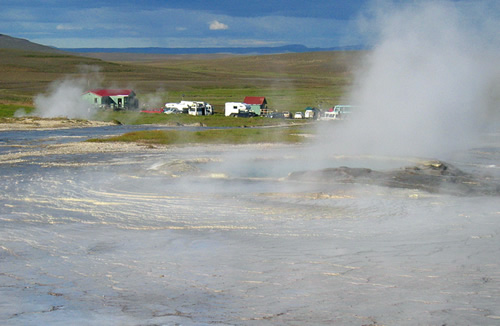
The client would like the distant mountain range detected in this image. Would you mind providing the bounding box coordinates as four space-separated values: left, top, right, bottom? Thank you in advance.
61 44 363 55
0 33 362 55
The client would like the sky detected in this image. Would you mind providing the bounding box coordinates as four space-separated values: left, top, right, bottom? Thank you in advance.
1 0 498 49
0 0 369 48
1 0 491 49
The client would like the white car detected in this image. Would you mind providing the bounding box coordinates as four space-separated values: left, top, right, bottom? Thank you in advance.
164 108 182 114
294 112 304 119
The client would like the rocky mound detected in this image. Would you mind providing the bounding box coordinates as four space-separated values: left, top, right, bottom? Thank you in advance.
287 160 499 196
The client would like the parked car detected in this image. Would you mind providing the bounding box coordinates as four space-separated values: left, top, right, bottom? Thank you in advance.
267 111 284 119
283 111 291 119
294 112 304 119
164 107 182 114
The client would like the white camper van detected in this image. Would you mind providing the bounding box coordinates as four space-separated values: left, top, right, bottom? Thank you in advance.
331 105 353 120
188 102 214 115
321 105 355 120
204 102 214 115
187 102 205 116
225 102 252 117
187 101 214 116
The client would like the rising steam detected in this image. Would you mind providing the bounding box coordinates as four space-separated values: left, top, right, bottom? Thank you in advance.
319 0 500 159
29 65 104 119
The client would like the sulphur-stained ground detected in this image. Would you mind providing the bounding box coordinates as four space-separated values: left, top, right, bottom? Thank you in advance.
1 126 499 326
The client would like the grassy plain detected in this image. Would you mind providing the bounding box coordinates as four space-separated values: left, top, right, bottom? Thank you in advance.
0 48 362 115
0 47 360 142
0 103 34 118
87 126 310 146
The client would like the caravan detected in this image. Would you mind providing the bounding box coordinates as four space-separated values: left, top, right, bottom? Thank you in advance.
225 102 253 117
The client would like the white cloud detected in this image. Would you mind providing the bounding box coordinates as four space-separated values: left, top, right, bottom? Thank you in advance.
56 24 83 31
209 20 228 30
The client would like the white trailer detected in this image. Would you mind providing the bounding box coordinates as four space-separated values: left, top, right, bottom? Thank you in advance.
225 102 252 117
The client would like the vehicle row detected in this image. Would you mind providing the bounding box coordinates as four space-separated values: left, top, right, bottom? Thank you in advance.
164 101 214 116
266 105 354 120
142 101 355 121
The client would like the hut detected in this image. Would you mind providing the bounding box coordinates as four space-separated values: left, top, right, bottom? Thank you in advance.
243 96 268 116
82 89 139 110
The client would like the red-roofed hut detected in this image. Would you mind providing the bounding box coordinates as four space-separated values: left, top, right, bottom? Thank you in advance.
82 89 139 110
243 96 268 116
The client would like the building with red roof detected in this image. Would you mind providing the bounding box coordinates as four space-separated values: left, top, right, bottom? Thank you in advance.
243 96 268 116
82 89 139 110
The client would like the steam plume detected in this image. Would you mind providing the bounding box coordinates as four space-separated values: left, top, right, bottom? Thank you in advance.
30 65 103 119
319 0 500 159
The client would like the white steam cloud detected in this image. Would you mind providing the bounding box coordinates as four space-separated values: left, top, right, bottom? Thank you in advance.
141 88 166 109
33 78 94 119
319 0 500 159
30 65 103 119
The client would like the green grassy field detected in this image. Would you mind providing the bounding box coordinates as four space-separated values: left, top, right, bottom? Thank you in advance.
0 103 34 118
0 48 363 117
87 126 311 145
0 47 360 142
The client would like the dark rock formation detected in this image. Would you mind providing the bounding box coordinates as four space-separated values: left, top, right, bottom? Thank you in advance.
287 160 500 196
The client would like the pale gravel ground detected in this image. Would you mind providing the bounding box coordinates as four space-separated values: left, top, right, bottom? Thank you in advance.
0 118 150 164
0 134 290 165
1 124 499 325
0 117 116 131
0 142 149 164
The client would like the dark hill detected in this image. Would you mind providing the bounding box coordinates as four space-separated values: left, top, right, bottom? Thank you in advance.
0 34 66 53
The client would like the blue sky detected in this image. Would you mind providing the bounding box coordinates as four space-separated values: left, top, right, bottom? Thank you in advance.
0 0 498 49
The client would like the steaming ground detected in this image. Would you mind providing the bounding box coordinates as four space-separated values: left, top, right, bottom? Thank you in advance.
1 127 499 325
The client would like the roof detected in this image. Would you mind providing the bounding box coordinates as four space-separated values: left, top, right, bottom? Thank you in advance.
243 96 267 105
86 89 134 97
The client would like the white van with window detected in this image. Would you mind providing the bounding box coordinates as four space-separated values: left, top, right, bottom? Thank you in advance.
332 105 353 120
322 105 355 120
188 102 205 116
